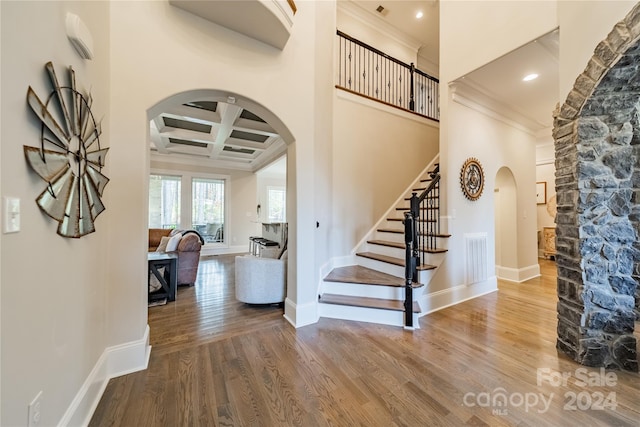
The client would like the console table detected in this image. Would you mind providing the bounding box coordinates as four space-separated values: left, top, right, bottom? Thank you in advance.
148 252 178 302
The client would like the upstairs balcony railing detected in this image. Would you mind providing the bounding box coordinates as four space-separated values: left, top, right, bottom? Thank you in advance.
336 30 439 121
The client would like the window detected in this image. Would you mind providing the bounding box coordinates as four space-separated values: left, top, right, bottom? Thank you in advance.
148 175 181 229
267 186 286 222
149 172 228 245
192 178 225 243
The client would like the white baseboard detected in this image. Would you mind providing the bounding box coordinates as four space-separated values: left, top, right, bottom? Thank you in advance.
496 263 541 283
283 298 318 328
58 326 151 427
419 277 498 316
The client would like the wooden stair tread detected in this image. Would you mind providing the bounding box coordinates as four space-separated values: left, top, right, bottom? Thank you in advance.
367 240 448 254
324 265 422 288
319 293 420 313
356 252 436 270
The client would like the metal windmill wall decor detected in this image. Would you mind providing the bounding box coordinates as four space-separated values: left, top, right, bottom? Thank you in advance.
25 62 108 238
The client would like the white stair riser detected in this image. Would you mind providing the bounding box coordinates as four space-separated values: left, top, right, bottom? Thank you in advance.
374 231 449 249
318 303 420 328
356 256 405 278
417 269 434 285
365 243 405 259
377 230 405 242
361 245 447 268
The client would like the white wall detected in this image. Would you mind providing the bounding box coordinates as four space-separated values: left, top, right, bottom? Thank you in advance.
438 2 557 289
558 1 638 101
1 1 111 425
107 0 334 337
436 99 540 287
332 93 440 256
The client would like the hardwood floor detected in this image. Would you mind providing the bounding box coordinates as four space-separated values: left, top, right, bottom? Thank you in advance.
90 257 640 426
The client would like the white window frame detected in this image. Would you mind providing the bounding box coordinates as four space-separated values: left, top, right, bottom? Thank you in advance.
150 168 231 248
266 185 286 223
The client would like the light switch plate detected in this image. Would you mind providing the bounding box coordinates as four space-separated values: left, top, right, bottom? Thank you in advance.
3 197 20 233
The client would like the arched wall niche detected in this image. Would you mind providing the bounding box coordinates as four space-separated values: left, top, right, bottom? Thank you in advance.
494 167 519 276
553 4 640 371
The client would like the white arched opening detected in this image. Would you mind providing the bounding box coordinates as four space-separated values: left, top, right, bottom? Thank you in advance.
145 88 296 306
494 167 519 281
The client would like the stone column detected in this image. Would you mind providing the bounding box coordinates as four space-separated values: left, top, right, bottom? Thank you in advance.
554 10 640 371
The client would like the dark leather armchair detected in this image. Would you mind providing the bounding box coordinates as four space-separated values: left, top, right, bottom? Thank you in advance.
175 231 203 286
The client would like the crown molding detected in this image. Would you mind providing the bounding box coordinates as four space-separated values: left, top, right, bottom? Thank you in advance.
449 80 545 136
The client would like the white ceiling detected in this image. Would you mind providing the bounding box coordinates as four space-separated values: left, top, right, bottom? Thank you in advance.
350 0 439 65
454 29 560 133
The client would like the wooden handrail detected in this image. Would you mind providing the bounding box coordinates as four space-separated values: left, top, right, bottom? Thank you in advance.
337 30 439 83
287 0 297 14
336 30 440 121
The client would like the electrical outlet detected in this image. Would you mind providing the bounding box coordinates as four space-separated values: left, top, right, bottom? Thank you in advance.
28 391 42 427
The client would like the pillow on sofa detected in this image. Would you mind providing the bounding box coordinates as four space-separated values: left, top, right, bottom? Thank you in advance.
156 236 171 253
166 233 182 252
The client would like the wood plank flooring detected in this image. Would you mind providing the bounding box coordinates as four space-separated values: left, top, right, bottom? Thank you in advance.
90 256 640 427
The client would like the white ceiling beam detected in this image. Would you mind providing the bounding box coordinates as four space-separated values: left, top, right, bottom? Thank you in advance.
211 103 243 159
150 117 170 154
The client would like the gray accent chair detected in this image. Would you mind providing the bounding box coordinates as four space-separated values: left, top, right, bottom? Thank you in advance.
235 252 286 304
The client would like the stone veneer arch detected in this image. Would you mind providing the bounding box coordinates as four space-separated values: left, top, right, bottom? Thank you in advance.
554 3 640 371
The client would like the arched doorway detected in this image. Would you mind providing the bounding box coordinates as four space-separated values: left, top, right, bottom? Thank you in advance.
554 6 640 371
494 167 519 281
145 88 295 304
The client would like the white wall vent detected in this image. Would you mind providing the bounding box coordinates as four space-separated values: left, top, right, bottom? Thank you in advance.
66 13 94 60
465 233 488 285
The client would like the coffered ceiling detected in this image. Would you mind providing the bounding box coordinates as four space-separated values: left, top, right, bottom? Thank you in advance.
149 100 286 172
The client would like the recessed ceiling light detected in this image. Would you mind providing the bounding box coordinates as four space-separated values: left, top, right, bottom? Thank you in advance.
523 73 539 82
416 11 424 19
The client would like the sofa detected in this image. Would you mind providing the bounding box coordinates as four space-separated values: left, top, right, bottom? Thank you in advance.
149 228 204 286
149 228 172 251
235 251 287 304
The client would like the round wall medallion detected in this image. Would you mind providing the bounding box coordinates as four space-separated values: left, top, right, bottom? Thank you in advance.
460 157 484 201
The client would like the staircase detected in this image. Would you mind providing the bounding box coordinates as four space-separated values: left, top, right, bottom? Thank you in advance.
318 161 449 328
